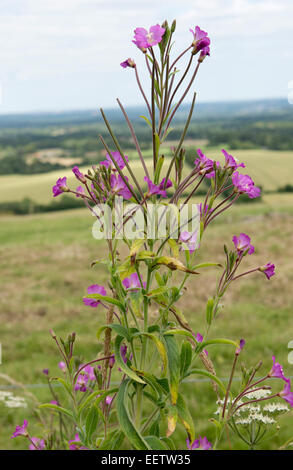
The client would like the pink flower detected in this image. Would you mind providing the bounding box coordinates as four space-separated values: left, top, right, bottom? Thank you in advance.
109 174 132 199
198 46 210 62
74 373 88 392
72 166 86 183
58 361 66 373
186 436 212 450
133 24 165 49
83 284 106 308
100 151 129 171
232 171 261 199
105 396 113 405
236 339 245 355
29 437 45 450
144 177 171 197
279 379 293 407
179 230 198 254
195 332 203 343
52 177 68 197
122 273 146 290
190 26 210 53
11 420 28 438
159 178 173 190
232 233 255 255
118 345 132 371
269 356 285 379
194 149 215 175
222 149 245 171
75 186 85 198
259 263 275 280
120 58 136 69
194 332 208 355
83 365 96 381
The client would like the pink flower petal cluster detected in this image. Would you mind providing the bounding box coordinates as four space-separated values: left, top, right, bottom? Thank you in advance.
133 24 165 49
110 174 133 200
68 433 87 450
29 437 45 450
144 176 172 197
83 284 107 308
186 435 212 450
259 262 275 280
222 149 245 171
232 171 261 199
100 151 129 171
190 26 210 53
11 420 28 438
120 58 136 69
122 272 146 290
52 177 68 197
232 233 255 255
269 355 285 379
179 230 198 254
76 186 85 198
72 166 86 183
279 379 293 407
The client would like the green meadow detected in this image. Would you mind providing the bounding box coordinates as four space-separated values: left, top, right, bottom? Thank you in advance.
0 147 293 450
1 148 293 204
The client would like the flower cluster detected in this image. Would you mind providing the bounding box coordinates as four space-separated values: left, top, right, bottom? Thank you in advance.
15 19 282 452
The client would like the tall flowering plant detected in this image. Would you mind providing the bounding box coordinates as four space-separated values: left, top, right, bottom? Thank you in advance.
13 20 291 451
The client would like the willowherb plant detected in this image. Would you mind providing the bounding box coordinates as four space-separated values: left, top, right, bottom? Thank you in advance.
12 20 292 451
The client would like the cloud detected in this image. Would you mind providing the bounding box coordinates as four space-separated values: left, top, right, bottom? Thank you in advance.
0 0 292 111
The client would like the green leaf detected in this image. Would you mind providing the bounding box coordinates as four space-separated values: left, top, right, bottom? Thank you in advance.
164 329 196 343
115 336 145 384
193 262 222 269
206 298 214 325
97 323 131 342
133 332 167 374
163 334 180 405
39 403 73 418
146 286 169 298
129 290 144 318
130 239 145 261
167 239 179 258
86 294 124 310
98 430 125 450
85 405 100 441
144 436 168 450
180 341 193 378
160 436 176 450
50 377 74 399
176 393 195 442
186 369 226 395
116 380 150 450
155 256 198 274
78 388 118 417
140 115 152 128
166 405 178 437
200 338 238 351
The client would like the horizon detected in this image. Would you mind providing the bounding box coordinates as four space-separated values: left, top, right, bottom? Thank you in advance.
0 96 289 118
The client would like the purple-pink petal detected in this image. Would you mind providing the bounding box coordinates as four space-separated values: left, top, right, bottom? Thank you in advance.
259 263 275 280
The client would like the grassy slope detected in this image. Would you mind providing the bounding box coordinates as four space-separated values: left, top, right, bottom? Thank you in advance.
1 149 293 203
1 194 293 449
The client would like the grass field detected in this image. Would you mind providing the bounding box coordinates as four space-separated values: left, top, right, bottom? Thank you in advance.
1 186 293 449
1 148 293 204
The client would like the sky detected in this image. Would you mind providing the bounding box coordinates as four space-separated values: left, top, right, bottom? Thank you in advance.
0 0 292 113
